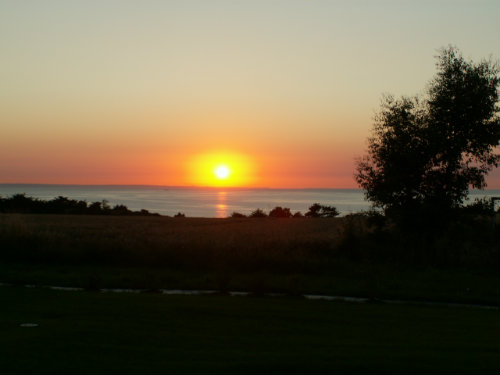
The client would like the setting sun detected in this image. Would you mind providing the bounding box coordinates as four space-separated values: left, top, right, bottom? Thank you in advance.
214 165 231 180
186 152 256 187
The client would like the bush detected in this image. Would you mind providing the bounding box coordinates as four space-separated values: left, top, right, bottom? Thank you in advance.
464 198 494 215
230 212 247 218
249 209 267 218
305 203 339 218
269 206 292 218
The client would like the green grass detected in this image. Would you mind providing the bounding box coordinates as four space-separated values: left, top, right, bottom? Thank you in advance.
1 286 498 374
1 262 498 305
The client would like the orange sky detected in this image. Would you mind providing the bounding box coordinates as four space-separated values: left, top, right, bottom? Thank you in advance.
1 1 499 189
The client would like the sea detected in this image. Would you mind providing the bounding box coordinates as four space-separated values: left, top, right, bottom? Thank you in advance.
0 184 499 218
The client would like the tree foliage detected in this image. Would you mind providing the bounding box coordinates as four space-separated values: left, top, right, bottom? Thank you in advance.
249 208 267 218
305 203 339 218
269 206 292 218
356 47 500 215
0 194 159 216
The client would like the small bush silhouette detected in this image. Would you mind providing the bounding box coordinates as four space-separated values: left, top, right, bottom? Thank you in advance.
230 212 247 218
305 203 339 218
269 206 292 218
112 205 131 215
464 198 494 215
249 208 267 218
174 212 186 218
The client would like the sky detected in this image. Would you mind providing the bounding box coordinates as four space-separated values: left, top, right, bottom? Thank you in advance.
1 0 499 188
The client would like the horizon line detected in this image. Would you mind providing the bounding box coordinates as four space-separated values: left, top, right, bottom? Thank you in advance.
1 182 499 192
0 182 362 190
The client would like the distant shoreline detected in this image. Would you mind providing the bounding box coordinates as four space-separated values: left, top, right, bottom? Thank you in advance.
1 184 498 218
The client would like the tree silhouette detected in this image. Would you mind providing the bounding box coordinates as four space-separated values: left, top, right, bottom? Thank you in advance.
356 46 500 217
269 206 292 218
230 212 247 218
0 194 159 216
249 208 267 218
305 203 339 218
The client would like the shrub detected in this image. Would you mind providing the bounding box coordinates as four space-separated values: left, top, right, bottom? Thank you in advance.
230 212 247 218
249 209 267 218
305 203 339 218
269 206 292 218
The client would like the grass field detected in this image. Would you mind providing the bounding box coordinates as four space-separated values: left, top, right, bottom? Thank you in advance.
0 214 498 304
1 286 498 374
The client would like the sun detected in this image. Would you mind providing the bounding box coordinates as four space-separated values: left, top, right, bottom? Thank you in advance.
186 152 256 187
214 165 230 180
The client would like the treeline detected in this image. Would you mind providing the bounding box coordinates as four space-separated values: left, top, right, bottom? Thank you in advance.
0 194 341 219
0 194 160 216
228 203 340 218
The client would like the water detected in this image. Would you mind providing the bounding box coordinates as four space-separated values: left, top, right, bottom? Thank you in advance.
0 184 498 218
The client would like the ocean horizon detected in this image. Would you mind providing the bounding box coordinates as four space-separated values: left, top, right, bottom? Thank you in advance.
1 184 499 218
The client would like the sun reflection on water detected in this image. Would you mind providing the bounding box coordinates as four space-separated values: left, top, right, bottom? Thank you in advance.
216 191 227 218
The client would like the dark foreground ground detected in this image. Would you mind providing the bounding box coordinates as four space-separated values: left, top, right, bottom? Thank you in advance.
0 213 498 374
0 214 498 304
1 286 498 374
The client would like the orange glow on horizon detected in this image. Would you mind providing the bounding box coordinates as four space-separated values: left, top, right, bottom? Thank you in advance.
186 152 257 187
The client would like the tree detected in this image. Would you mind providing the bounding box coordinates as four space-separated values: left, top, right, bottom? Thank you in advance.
112 204 131 215
356 47 500 216
305 203 339 218
318 204 340 218
269 206 292 218
249 208 267 218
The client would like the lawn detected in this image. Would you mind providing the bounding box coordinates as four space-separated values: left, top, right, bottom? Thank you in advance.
1 286 498 374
